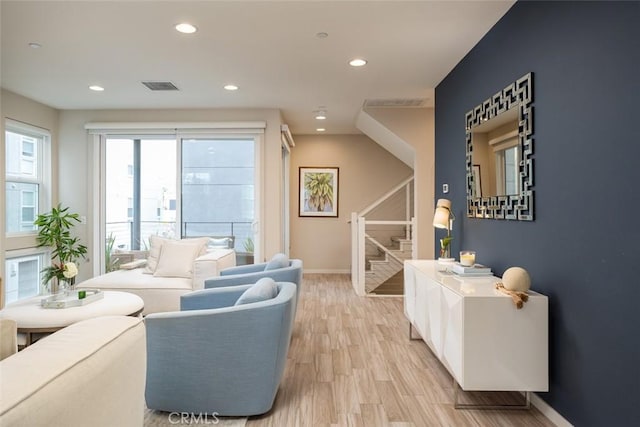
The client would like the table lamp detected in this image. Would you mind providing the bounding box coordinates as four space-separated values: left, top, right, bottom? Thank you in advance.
433 198 454 259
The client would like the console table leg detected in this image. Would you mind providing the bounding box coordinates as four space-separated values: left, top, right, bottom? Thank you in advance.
453 380 531 410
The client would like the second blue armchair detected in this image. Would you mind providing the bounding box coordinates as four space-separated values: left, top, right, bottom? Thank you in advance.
205 254 302 292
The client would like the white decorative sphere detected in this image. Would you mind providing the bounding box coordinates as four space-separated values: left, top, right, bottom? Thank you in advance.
502 267 531 292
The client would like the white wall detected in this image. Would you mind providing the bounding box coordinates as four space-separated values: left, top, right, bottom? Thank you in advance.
58 108 284 280
363 107 435 259
1 89 60 307
290 134 413 272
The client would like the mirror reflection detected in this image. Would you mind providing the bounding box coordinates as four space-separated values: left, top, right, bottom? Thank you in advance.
471 107 519 198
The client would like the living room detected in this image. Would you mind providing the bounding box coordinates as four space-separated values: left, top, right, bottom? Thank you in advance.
1 1 638 426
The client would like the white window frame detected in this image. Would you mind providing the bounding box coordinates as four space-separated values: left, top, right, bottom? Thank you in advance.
5 119 51 238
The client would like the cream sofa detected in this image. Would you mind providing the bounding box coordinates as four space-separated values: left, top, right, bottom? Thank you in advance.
0 316 146 427
79 248 236 315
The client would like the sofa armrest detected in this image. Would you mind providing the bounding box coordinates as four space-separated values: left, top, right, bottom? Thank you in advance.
192 249 236 290
0 319 17 360
0 316 146 427
180 285 251 311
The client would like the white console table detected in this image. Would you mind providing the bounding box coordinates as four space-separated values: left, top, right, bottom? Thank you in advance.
404 260 548 408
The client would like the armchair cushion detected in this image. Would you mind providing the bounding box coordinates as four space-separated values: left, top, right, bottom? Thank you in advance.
264 253 289 271
235 278 278 306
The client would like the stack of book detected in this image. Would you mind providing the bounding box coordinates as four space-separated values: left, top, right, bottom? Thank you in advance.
452 262 493 277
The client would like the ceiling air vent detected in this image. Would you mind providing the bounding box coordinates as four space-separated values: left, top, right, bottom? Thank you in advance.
363 98 428 108
142 81 179 91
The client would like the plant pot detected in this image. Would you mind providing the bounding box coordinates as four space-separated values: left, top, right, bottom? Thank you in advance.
236 252 254 266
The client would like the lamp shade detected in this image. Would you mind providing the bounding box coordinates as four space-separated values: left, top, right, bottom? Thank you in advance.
433 199 452 229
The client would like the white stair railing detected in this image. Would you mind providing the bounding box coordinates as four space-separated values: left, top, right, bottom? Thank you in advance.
350 177 415 296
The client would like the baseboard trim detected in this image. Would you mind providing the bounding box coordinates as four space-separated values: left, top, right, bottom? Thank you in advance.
531 393 573 427
303 269 351 274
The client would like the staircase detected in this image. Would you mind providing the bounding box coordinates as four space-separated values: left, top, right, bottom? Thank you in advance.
365 236 413 294
351 176 415 296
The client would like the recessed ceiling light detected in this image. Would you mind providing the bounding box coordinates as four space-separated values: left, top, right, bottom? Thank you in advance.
175 23 197 34
89 85 104 92
224 84 239 91
316 128 326 132
316 32 328 39
315 112 327 120
349 58 368 67
28 42 42 49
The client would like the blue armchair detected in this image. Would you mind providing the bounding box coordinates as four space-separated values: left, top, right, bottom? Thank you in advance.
144 281 296 416
205 254 303 291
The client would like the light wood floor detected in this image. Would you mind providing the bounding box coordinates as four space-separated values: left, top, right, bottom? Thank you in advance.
247 274 554 427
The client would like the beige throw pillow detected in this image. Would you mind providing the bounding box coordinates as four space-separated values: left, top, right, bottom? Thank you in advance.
144 236 208 274
153 238 209 278
144 235 170 274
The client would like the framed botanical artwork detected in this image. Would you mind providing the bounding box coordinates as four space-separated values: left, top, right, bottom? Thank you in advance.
299 167 339 217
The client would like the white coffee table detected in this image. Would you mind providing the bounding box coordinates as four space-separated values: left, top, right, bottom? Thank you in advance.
0 291 144 346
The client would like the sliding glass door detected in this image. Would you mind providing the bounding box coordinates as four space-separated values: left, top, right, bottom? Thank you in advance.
181 138 255 251
105 138 176 252
103 134 258 270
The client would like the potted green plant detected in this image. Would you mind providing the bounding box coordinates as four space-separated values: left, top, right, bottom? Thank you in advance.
439 236 453 259
105 232 120 273
236 236 255 265
35 204 88 292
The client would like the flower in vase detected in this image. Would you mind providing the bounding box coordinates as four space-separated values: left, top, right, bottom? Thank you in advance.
63 262 78 279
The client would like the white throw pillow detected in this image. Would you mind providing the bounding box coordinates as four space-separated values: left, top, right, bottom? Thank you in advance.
144 235 170 274
144 236 208 274
153 239 206 278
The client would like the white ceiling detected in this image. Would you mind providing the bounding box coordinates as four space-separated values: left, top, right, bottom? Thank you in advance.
1 1 515 134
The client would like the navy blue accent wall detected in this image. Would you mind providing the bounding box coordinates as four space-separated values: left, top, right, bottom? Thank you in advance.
435 1 639 425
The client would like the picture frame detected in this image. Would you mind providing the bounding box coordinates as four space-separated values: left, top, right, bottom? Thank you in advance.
472 164 482 198
299 167 339 217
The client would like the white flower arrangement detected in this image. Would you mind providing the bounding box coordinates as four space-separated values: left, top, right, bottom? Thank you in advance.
62 262 79 279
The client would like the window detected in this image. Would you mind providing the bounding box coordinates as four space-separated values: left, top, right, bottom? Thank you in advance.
21 139 36 175
92 122 264 273
21 190 37 225
4 253 45 304
4 120 51 303
103 136 257 256
5 121 49 234
127 197 134 220
105 138 177 250
181 138 255 246
495 144 520 196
